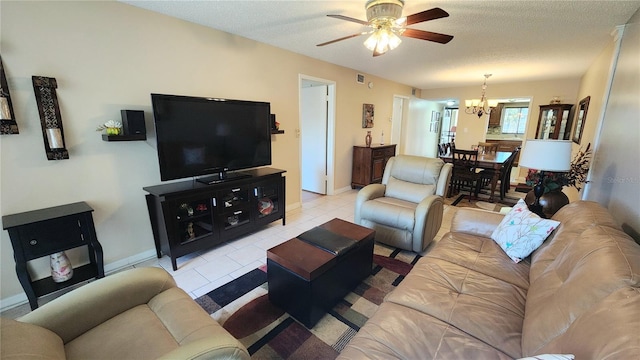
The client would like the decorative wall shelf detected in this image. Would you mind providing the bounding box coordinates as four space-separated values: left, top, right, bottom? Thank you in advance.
102 134 146 141
271 130 284 134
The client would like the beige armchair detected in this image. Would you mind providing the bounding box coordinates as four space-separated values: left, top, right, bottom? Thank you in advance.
0 267 249 360
355 155 452 252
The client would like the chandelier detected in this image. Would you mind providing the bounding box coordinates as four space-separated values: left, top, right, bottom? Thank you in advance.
363 0 405 55
465 74 498 118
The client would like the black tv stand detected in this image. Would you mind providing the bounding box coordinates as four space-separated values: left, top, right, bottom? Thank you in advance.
144 167 286 270
196 171 251 185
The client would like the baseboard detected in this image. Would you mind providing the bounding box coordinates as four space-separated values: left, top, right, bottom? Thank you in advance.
0 249 158 312
334 185 355 194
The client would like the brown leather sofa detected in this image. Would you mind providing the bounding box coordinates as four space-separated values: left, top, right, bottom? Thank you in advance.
0 267 250 360
340 201 640 359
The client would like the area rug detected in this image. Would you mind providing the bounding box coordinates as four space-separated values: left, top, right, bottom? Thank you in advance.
194 244 421 359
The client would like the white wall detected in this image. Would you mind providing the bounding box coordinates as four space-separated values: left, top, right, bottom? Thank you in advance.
585 9 640 241
0 1 412 307
404 98 440 158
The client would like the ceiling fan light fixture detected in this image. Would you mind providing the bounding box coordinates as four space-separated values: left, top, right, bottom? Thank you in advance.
366 0 404 22
364 27 402 54
364 33 379 51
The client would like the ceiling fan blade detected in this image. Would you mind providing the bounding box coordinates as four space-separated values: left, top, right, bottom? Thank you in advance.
317 33 365 47
402 28 454 44
327 14 370 26
405 7 449 25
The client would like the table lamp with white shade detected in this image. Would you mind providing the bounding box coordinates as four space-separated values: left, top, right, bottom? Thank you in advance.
519 139 572 218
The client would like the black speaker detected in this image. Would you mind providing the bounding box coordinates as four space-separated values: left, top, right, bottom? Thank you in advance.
120 110 146 136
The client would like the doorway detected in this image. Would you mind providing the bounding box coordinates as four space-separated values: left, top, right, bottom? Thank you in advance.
391 95 408 154
299 75 336 197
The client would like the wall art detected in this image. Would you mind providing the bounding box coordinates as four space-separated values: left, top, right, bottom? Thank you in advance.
362 103 374 128
0 55 18 134
32 76 69 160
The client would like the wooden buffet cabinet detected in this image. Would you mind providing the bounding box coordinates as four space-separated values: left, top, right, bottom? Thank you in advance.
351 144 396 188
144 168 285 270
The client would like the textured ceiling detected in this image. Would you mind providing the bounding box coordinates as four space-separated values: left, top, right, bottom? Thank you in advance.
120 0 640 89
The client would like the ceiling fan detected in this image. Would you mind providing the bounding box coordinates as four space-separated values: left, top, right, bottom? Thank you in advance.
317 0 454 57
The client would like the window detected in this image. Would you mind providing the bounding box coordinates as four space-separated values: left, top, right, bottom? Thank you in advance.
501 107 528 134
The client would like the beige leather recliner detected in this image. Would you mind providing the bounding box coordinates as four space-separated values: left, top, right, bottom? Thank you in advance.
0 267 250 360
354 155 452 252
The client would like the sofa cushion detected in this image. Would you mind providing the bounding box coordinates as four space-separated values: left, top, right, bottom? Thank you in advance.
338 302 513 360
525 287 639 359
530 200 622 281
64 287 244 360
385 177 436 203
384 234 529 358
360 196 417 231
0 318 66 360
383 155 443 203
386 155 444 185
522 222 640 356
491 199 560 262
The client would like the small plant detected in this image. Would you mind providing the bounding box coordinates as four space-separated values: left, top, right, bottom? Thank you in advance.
526 143 592 193
96 120 122 135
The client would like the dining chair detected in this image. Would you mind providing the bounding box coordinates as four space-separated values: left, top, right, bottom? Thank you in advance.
479 147 521 200
449 149 482 201
478 142 498 154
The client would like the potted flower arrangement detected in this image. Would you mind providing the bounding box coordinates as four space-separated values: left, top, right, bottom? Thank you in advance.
96 120 123 136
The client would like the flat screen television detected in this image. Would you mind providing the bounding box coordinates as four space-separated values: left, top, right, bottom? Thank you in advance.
151 93 272 183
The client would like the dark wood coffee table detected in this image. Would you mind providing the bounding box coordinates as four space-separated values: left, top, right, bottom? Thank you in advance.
267 218 375 328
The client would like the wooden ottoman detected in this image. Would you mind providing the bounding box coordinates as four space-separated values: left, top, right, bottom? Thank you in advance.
267 218 375 328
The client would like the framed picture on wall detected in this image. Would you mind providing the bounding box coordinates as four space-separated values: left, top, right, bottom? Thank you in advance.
356 73 365 84
572 96 590 144
362 103 374 128
429 111 441 133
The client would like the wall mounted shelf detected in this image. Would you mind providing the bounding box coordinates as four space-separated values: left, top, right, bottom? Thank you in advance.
102 134 146 141
271 130 284 134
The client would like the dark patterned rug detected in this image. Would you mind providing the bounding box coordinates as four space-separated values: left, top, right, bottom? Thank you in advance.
194 244 421 359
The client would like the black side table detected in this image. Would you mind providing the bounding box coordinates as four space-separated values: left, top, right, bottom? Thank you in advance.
2 201 104 309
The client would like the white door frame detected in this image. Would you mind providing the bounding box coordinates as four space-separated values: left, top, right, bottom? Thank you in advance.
299 74 336 196
392 95 410 154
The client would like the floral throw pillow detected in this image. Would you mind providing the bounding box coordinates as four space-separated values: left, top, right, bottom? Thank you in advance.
491 199 560 262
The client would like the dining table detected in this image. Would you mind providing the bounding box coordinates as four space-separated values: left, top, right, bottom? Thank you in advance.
440 151 512 202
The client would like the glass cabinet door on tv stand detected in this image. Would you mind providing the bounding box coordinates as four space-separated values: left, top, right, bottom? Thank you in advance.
144 168 286 270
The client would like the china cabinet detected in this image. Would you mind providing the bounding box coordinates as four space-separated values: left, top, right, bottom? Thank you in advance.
535 104 574 140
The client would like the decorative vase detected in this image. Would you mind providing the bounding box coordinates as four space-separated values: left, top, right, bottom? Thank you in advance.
380 130 385 145
525 188 569 218
50 251 73 283
365 131 372 147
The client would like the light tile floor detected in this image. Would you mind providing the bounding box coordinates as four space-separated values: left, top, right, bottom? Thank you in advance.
2 189 459 319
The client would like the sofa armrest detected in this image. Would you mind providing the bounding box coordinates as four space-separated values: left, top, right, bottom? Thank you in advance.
19 267 176 343
354 184 386 223
450 208 505 238
436 162 453 197
157 337 250 360
413 195 444 252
